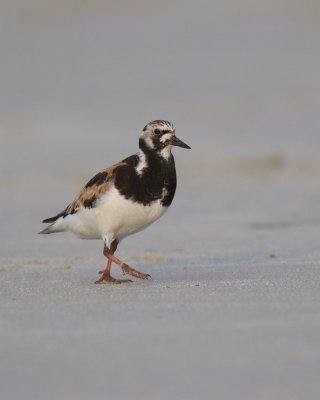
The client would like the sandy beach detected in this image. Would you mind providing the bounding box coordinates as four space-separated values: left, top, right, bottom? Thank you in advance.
1 1 320 399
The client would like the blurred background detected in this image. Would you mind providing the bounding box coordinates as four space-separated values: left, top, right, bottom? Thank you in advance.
1 0 320 258
1 1 320 399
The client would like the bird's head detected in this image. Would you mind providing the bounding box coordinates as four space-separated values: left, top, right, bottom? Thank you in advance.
139 120 191 159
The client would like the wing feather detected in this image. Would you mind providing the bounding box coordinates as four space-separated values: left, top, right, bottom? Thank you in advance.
41 162 125 223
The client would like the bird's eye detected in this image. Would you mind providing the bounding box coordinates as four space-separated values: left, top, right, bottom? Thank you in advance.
154 129 161 135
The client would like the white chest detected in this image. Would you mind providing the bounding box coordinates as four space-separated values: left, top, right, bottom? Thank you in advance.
95 187 167 242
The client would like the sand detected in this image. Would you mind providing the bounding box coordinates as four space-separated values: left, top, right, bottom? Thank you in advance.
1 1 320 399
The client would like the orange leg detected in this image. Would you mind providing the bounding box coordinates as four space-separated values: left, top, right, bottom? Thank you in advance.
103 243 150 280
95 240 151 283
95 240 132 284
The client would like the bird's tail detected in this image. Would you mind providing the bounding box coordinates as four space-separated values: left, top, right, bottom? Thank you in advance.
38 223 55 234
38 220 67 234
39 208 69 234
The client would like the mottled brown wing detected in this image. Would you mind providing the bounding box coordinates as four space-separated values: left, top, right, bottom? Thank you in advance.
42 162 124 223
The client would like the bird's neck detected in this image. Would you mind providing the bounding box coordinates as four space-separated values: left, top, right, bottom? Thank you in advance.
139 139 173 165
137 147 174 176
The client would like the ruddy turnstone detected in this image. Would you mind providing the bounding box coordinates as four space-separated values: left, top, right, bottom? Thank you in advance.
39 120 190 284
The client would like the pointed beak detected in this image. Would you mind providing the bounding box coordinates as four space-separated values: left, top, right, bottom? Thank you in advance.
171 135 191 149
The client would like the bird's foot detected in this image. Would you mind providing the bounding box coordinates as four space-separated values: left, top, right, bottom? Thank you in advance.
121 264 151 280
95 273 132 284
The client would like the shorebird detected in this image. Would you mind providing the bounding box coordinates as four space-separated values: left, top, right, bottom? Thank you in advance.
40 120 191 283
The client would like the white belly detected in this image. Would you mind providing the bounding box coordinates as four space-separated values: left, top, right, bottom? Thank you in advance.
64 187 167 245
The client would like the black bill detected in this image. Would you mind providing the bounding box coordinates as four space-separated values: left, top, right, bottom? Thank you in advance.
171 135 191 149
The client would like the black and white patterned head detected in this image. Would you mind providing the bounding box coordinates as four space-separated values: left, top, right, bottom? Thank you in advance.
139 120 190 159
